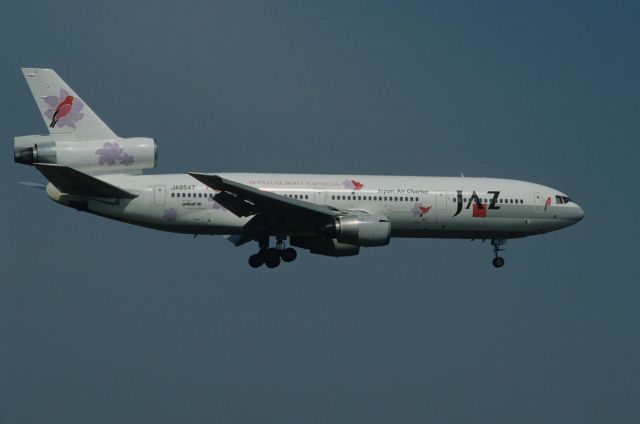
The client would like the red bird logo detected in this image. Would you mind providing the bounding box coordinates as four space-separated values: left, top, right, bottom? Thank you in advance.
544 196 552 210
418 206 431 214
49 95 74 128
351 180 363 190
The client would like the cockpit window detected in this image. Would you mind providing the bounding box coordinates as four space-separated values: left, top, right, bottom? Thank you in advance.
555 195 564 204
562 196 571 204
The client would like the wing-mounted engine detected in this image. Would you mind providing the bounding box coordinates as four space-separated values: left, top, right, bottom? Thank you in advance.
14 136 157 174
322 213 391 247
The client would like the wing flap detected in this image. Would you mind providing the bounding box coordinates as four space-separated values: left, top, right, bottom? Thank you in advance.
214 191 256 217
35 163 137 198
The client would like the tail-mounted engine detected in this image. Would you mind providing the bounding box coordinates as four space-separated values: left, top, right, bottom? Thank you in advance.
14 135 157 174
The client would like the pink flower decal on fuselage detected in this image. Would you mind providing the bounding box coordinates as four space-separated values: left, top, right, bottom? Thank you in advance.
342 179 364 191
411 203 432 218
95 142 135 166
43 89 84 129
162 208 178 222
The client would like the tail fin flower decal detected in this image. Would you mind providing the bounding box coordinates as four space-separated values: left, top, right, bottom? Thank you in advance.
43 89 84 129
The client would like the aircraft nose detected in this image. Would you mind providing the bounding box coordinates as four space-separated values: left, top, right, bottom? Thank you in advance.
572 204 584 222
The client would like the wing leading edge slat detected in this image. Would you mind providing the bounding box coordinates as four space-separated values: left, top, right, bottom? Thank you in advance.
187 173 338 220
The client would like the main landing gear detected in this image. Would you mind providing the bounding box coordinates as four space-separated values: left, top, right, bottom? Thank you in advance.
248 238 297 269
491 239 506 268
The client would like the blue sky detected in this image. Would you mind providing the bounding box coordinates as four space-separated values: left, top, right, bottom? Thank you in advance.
1 1 638 422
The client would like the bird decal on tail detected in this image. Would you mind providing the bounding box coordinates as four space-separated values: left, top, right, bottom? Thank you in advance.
49 95 74 128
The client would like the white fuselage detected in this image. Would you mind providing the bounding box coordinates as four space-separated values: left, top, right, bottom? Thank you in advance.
48 173 584 240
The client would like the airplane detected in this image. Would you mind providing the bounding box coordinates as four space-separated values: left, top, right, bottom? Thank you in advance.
13 68 584 269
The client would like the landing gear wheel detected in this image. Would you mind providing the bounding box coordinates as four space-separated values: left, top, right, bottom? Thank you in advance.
492 257 505 268
280 247 297 263
248 253 264 268
264 248 281 268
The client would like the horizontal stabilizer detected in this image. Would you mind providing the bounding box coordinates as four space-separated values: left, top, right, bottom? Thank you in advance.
34 163 137 199
18 181 47 190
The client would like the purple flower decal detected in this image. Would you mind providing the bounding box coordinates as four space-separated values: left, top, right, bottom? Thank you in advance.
411 203 432 218
120 153 135 166
162 208 178 222
43 89 84 129
95 142 135 166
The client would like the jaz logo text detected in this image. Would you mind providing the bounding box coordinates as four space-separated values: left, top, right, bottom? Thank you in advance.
452 190 501 217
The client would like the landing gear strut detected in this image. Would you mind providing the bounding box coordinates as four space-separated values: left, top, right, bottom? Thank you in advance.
491 239 506 268
248 237 297 268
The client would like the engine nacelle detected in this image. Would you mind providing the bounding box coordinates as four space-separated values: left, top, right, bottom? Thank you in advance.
290 237 360 257
324 214 391 247
14 136 157 174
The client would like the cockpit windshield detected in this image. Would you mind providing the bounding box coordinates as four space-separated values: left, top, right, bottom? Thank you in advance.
555 195 572 204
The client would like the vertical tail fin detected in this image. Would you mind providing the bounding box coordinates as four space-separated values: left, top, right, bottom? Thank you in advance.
21 68 117 141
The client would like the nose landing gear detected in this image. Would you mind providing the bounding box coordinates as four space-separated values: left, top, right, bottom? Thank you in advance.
491 239 506 268
248 238 297 268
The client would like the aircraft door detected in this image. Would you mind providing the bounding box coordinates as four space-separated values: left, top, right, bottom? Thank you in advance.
314 191 326 205
154 185 166 206
534 192 542 212
434 191 448 210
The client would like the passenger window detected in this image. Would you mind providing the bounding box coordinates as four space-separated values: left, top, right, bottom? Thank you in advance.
171 193 174 198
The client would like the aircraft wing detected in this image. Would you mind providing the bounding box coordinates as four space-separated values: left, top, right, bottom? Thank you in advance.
35 163 137 199
188 173 339 220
